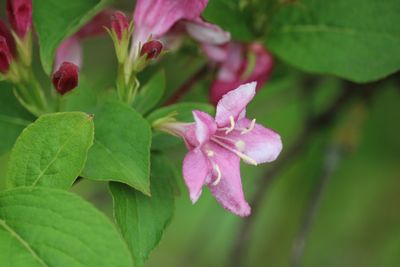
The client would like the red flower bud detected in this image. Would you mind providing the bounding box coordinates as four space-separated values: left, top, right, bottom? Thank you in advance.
52 62 79 95
140 40 163 59
0 19 16 56
6 0 32 38
0 36 13 74
111 11 129 41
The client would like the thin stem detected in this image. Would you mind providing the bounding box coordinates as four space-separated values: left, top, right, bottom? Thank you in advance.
165 64 209 105
289 146 343 267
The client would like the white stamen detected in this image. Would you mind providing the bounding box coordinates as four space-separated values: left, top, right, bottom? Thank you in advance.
211 164 222 186
241 119 256 135
235 140 246 151
211 137 258 166
206 150 214 157
225 116 235 134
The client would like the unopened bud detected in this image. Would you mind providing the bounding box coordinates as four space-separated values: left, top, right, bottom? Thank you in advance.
111 11 129 41
0 19 16 56
140 40 163 59
6 0 32 38
0 36 13 74
52 62 79 95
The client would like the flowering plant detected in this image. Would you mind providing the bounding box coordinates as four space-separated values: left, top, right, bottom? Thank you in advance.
0 0 399 267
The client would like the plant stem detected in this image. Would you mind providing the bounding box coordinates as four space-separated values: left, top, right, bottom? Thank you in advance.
289 145 343 267
165 64 209 105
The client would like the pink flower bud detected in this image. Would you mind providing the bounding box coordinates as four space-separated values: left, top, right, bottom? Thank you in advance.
0 36 13 74
0 19 16 56
52 62 79 95
140 40 163 59
6 0 32 38
111 11 129 41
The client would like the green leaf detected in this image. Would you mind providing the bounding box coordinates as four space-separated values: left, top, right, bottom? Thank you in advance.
0 187 133 267
32 0 111 74
134 70 166 115
267 0 400 82
203 0 254 41
82 102 151 195
146 102 214 124
6 112 94 189
110 154 175 267
0 84 34 155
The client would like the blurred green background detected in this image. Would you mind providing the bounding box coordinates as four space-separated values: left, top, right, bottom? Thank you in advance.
1 0 400 266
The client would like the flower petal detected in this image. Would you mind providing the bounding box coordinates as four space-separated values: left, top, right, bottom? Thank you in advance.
207 143 251 217
133 0 208 45
228 118 282 164
184 18 230 45
54 37 82 71
193 110 217 145
202 44 228 62
183 148 210 203
215 82 256 127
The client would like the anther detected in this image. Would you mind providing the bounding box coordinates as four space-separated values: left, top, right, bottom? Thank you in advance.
241 119 256 135
225 116 235 134
211 164 222 186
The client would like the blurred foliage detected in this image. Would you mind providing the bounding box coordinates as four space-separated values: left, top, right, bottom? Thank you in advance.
0 0 399 266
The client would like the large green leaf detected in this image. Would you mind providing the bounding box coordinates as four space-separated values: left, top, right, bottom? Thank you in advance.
203 0 254 41
32 0 111 74
0 187 133 267
0 84 34 155
110 154 175 267
134 70 166 115
82 102 151 195
7 112 94 189
267 0 400 82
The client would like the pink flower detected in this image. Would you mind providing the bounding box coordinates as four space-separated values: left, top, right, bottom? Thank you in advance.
205 42 274 104
111 11 129 41
165 82 282 216
131 0 230 58
6 0 32 38
52 62 79 95
0 36 13 74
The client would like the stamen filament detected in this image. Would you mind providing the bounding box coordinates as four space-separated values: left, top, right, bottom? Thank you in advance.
211 137 258 166
211 164 222 186
241 119 256 134
225 116 235 134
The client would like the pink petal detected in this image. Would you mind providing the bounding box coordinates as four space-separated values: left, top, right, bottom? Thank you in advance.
184 18 230 45
210 42 274 104
228 118 283 164
54 37 82 71
215 82 256 127
207 143 251 217
202 43 228 62
133 0 208 45
183 148 210 203
193 110 217 145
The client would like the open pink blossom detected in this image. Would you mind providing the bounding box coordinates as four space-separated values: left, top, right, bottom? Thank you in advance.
131 0 230 58
164 82 282 216
205 42 274 104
